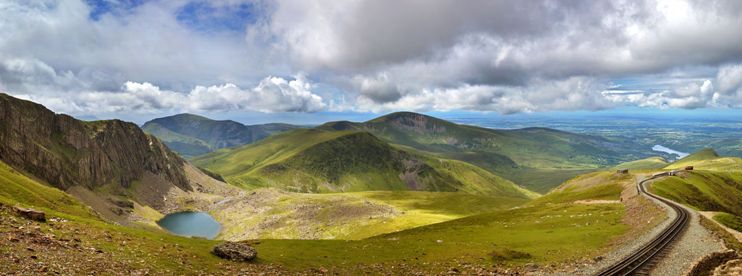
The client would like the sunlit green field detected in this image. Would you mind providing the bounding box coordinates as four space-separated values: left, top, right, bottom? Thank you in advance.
251 203 626 271
213 190 530 240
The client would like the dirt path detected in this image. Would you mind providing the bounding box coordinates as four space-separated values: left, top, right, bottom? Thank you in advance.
573 199 621 205
699 211 742 243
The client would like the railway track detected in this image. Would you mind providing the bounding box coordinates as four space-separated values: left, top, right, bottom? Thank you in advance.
596 173 690 276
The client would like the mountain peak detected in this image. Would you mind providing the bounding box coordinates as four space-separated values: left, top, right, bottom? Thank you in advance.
679 148 719 162
144 113 235 126
317 120 360 131
368 111 442 123
142 113 301 157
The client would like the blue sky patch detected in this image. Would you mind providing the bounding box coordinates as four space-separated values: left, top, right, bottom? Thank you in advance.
176 1 258 33
85 0 145 20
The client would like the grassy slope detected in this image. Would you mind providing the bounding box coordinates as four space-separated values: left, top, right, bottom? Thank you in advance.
648 149 742 234
649 171 742 215
194 129 536 199
251 172 630 271
663 148 742 171
193 129 350 180
1 158 637 273
713 212 742 232
252 204 625 271
0 161 93 219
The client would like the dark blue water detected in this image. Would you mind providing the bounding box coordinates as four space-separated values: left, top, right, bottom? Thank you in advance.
157 211 221 239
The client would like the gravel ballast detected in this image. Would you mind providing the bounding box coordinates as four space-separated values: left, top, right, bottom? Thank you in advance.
651 203 725 275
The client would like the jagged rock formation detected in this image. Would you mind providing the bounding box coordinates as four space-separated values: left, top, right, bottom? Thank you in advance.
0 93 190 192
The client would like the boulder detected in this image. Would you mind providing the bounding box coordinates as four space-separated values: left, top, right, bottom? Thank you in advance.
15 206 46 222
212 242 257 262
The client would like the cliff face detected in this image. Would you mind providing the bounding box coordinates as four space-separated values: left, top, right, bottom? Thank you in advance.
0 93 190 192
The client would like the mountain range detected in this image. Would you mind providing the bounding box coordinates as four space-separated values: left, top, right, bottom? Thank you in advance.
142 113 300 157
188 111 650 193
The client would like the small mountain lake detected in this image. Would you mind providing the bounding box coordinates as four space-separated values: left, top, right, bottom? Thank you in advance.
652 145 689 160
157 211 221 239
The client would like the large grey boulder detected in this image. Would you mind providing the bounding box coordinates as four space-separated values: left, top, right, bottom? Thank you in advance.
212 242 257 262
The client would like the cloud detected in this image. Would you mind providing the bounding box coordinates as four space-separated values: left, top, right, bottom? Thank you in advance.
250 0 742 111
257 0 742 76
713 64 742 107
0 0 273 91
2 0 742 118
354 73 402 103
604 79 715 109
354 77 611 114
188 75 325 112
16 76 325 115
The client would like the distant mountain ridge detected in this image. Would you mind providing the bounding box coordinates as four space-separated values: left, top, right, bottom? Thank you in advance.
319 111 639 167
142 113 300 157
317 112 648 192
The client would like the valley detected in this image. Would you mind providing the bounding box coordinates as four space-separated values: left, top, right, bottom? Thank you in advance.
0 93 740 274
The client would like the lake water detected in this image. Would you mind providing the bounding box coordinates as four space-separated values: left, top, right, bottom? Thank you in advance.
157 211 221 239
652 145 689 160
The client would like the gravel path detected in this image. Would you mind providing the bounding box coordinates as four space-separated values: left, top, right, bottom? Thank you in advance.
651 203 726 275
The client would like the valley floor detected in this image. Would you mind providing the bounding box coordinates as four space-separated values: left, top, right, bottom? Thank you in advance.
1 168 677 274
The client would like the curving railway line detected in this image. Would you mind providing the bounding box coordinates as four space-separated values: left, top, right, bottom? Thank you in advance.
597 173 690 276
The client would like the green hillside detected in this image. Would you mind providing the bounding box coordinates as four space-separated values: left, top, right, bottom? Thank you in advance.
193 129 537 199
664 148 742 171
530 171 627 205
648 149 742 231
359 112 641 168
316 112 648 192
249 166 656 272
0 161 93 218
194 112 652 194
649 170 742 215
142 113 299 157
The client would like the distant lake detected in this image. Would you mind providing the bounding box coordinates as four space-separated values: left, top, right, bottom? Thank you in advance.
652 145 689 160
157 211 221 239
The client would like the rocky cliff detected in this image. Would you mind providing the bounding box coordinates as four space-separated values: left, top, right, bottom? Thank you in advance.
0 93 190 192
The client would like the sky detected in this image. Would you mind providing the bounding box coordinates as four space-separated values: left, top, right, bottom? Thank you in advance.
1 0 741 124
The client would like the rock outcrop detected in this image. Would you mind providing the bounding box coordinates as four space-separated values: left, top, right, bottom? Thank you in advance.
14 206 46 222
0 93 190 192
212 242 257 262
